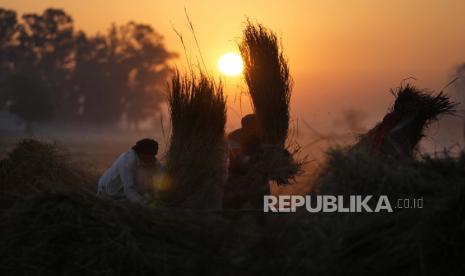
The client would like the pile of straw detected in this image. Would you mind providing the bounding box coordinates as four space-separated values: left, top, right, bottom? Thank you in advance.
0 192 234 276
239 21 301 184
0 139 96 212
314 147 465 197
164 70 227 208
352 84 456 158
240 193 465 276
269 146 465 276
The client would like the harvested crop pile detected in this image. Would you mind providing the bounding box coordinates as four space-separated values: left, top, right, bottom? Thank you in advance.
237 148 465 276
314 147 465 198
0 139 96 211
351 84 456 158
0 192 239 276
164 70 227 209
240 196 465 276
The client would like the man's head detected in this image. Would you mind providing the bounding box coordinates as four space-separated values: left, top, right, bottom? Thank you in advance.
241 114 262 137
132 138 158 166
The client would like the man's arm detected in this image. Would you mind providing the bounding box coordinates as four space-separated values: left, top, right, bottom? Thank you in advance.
118 154 148 205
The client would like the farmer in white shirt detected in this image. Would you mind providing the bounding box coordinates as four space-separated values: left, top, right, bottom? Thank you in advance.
97 138 161 205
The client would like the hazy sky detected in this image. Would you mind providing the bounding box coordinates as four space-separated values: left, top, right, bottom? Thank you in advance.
2 0 465 131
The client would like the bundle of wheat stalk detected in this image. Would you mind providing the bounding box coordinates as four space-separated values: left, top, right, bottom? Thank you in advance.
351 84 456 158
240 20 291 146
164 70 227 208
239 21 301 184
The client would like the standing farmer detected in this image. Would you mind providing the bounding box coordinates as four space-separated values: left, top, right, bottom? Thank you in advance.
97 138 161 205
223 114 269 224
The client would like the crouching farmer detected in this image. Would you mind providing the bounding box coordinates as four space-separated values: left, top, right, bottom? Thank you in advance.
97 138 161 205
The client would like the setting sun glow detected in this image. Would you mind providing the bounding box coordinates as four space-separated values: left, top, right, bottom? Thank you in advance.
218 53 243 76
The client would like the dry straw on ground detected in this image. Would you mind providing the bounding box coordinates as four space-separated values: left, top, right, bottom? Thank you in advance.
0 192 237 276
0 139 96 211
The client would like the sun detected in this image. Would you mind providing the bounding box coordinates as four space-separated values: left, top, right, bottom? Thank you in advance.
218 53 243 76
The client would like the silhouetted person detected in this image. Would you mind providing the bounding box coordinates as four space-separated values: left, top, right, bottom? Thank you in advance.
97 138 161 205
223 114 269 225
352 85 455 158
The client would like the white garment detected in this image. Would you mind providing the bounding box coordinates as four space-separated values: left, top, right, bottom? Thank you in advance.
97 149 150 204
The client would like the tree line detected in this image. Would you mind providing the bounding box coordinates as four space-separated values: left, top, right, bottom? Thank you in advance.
0 8 177 133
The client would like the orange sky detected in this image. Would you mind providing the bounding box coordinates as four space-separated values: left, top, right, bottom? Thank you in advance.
2 0 465 132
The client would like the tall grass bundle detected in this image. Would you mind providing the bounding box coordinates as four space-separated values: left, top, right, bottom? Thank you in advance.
353 84 456 157
239 20 292 147
392 84 455 119
239 21 302 185
0 139 96 211
165 70 227 208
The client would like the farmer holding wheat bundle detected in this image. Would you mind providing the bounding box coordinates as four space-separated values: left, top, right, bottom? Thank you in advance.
351 84 456 158
221 21 301 222
228 114 263 171
97 138 162 205
223 114 269 223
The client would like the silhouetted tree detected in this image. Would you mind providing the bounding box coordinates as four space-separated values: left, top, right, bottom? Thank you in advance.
0 8 176 129
19 9 75 118
0 9 19 75
1 75 54 135
119 22 173 129
73 22 175 127
72 31 126 125
0 8 75 127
